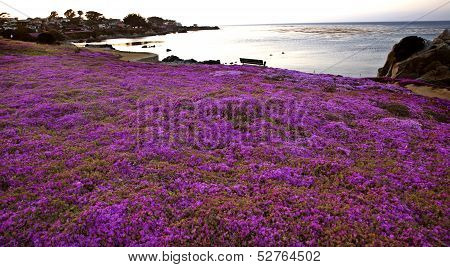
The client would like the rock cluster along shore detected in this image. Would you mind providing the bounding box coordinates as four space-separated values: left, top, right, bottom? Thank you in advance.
378 29 450 86
78 26 220 43
84 44 114 49
162 55 221 65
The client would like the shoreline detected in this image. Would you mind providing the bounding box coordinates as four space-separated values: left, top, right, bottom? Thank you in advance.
71 39 450 101
66 27 220 44
84 49 449 101
80 45 159 62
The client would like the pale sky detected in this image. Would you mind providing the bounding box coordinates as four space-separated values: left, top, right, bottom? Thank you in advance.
1 0 449 25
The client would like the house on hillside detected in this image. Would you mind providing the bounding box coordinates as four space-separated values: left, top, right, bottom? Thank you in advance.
1 18 18 30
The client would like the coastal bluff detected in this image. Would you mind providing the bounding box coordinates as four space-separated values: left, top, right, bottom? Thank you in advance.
378 29 450 86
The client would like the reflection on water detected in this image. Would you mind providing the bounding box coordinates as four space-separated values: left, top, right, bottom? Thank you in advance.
82 21 450 77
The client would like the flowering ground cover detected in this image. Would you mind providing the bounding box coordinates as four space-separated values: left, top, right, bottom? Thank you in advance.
0 39 449 246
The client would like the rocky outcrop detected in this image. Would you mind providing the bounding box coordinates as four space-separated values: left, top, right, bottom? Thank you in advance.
378 29 450 86
84 44 114 49
162 55 197 64
200 60 221 65
162 55 221 65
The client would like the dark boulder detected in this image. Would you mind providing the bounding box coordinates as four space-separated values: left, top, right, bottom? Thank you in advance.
162 55 182 62
395 36 427 61
378 29 450 86
161 55 199 64
183 59 198 64
162 55 221 65
84 44 114 49
201 60 221 65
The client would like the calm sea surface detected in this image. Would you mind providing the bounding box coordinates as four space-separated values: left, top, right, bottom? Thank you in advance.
95 21 450 77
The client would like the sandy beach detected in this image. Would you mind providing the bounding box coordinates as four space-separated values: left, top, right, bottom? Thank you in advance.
82 46 159 62
404 84 450 101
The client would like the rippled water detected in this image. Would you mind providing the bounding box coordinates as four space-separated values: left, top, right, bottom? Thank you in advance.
96 21 450 77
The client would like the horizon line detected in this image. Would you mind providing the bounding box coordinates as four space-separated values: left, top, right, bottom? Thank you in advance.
222 19 450 27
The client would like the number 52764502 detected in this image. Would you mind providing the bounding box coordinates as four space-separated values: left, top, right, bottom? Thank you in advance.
257 250 320 262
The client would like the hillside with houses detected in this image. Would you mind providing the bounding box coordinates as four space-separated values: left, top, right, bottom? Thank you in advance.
0 10 219 43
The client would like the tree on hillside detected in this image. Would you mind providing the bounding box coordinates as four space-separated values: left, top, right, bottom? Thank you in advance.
48 11 58 20
123 13 147 28
75 11 84 24
85 11 104 22
147 16 165 27
64 9 76 19
0 12 10 26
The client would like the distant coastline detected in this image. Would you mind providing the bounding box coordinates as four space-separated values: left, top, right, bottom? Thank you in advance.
1 10 219 44
74 25 220 43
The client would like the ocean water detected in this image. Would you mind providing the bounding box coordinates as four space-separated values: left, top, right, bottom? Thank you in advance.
97 21 449 77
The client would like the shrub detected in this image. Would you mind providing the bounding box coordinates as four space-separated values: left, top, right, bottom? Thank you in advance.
323 83 337 92
381 103 411 117
47 30 65 41
37 32 57 44
425 109 449 123
1 29 14 39
0 176 9 192
8 27 35 42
